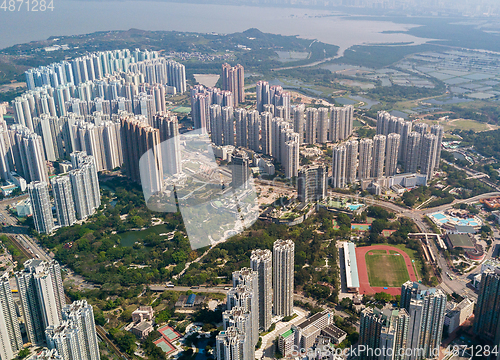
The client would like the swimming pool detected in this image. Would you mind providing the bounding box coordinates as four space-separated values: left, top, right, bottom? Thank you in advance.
348 204 363 211
433 213 446 220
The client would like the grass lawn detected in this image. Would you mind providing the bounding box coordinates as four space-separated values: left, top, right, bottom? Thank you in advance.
353 120 364 128
387 244 423 280
368 249 388 254
365 253 410 287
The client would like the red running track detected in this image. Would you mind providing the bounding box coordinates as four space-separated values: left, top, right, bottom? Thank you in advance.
355 245 418 296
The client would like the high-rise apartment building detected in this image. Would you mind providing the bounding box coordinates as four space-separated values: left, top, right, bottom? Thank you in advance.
283 136 299 179
293 104 305 144
216 326 246 360
30 349 65 360
231 151 250 190
250 249 272 331
256 81 270 113
420 133 438 180
151 112 181 176
317 107 329 144
332 144 347 188
121 115 163 197
16 260 66 345
330 105 354 141
297 165 327 203
430 125 444 171
0 274 23 359
405 132 421 174
372 135 386 179
260 112 273 156
473 269 500 345
385 133 400 177
51 175 77 227
358 138 373 181
222 307 253 360
222 64 245 107
69 153 100 220
273 239 295 317
247 110 260 152
232 269 258 350
29 181 55 234
359 306 409 360
62 300 100 360
401 281 447 360
345 140 358 184
305 108 318 145
235 108 248 148
46 320 83 360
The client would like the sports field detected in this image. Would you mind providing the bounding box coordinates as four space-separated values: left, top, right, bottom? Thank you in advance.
365 252 410 287
355 245 417 295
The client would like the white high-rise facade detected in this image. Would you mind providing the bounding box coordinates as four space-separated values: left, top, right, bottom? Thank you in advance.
305 108 318 145
332 144 347 189
0 274 22 360
372 135 386 179
273 239 294 317
385 133 400 177
345 140 358 184
430 125 444 171
250 249 272 331
29 181 55 234
232 269 258 354
69 153 101 220
16 260 66 345
62 300 100 360
51 176 77 227
216 326 246 360
358 138 373 181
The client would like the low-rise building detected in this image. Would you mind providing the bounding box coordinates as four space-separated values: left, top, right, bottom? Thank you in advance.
292 310 333 351
130 321 154 339
132 306 154 323
278 328 296 357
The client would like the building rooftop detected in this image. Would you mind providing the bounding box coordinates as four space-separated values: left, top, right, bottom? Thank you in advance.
133 321 153 332
321 324 347 340
281 329 294 339
344 242 359 289
447 234 475 249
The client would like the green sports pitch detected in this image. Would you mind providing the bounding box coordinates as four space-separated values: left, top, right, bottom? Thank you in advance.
365 252 410 287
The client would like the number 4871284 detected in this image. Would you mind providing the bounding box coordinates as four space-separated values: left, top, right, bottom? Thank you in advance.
1 0 54 11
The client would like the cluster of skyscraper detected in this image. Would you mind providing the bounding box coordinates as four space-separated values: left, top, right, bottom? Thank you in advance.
28 152 100 234
359 281 447 360
3 49 188 233
0 260 99 360
216 239 295 360
19 50 184 125
331 112 443 189
376 111 443 180
193 71 355 180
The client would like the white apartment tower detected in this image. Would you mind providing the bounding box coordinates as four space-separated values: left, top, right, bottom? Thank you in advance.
0 274 23 359
385 133 400 177
332 144 347 188
216 326 246 360
372 135 386 179
62 300 101 360
345 140 358 184
29 181 55 234
273 239 295 317
250 249 272 331
358 138 373 181
51 176 77 227
16 260 66 345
